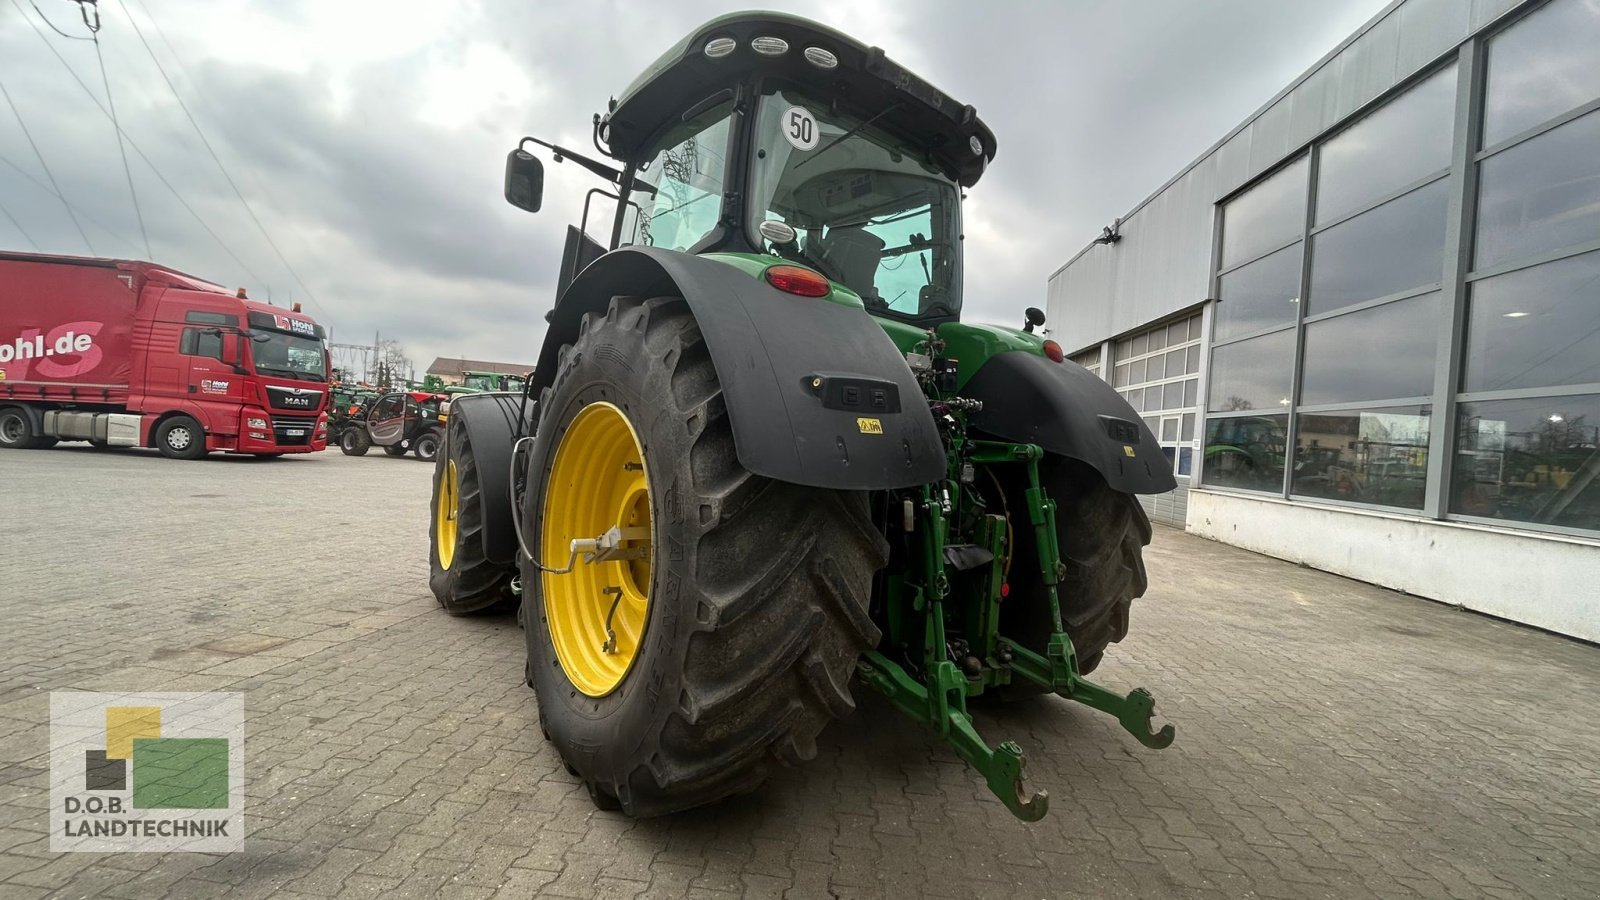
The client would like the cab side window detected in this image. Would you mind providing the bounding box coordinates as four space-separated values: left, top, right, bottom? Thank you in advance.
180 327 223 360
626 100 733 251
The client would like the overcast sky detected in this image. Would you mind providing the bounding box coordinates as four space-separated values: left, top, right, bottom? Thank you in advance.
0 0 1388 374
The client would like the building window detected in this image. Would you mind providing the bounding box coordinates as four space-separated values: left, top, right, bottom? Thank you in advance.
1481 0 1600 147
1451 0 1600 532
1292 407 1432 510
1069 347 1101 378
1114 315 1201 477
1202 55 1457 510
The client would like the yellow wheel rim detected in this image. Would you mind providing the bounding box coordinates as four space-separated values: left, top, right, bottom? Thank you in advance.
542 402 653 698
436 459 459 570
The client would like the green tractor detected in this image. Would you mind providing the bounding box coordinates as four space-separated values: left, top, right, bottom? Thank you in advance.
430 12 1176 820
442 370 529 396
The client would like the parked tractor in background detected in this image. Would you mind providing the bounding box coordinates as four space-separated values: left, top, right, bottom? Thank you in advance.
338 390 447 461
442 370 529 397
428 12 1176 821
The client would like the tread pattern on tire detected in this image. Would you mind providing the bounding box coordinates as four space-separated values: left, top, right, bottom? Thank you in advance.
429 418 517 615
531 296 886 817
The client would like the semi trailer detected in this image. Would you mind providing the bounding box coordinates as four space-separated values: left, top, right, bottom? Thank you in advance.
0 251 330 459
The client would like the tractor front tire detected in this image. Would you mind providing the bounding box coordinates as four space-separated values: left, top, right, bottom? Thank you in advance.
997 458 1152 681
525 296 885 817
340 428 371 456
428 416 517 614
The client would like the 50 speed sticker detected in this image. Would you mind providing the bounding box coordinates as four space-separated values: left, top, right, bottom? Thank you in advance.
783 106 818 151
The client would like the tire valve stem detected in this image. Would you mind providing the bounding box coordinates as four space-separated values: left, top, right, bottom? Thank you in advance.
600 585 624 654
622 462 643 471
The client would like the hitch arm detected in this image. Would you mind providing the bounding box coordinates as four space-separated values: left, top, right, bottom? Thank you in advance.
1001 639 1174 749
858 652 1049 822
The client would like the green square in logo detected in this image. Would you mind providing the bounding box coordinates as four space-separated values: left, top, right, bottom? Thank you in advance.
131 738 229 809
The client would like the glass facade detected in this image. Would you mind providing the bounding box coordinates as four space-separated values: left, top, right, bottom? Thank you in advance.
1200 0 1600 535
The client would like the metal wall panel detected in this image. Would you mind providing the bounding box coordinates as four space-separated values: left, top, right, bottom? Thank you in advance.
1048 0 1537 351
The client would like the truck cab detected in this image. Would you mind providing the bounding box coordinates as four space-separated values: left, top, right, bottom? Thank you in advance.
0 252 331 458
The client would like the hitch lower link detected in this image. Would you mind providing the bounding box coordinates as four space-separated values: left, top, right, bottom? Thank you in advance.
857 439 1173 821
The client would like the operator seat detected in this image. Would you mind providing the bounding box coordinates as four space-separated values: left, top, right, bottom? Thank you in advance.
817 226 885 305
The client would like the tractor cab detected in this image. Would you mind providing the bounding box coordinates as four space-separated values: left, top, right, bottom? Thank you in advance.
504 11 994 327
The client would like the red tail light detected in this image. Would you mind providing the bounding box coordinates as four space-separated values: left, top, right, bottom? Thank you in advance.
1042 340 1065 363
764 265 830 297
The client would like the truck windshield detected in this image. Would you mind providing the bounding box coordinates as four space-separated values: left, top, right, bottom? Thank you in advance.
749 84 963 322
253 332 326 382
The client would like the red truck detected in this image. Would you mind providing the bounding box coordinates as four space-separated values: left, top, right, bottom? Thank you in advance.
0 251 330 459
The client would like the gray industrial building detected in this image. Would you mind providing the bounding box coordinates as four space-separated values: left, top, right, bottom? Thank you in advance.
1048 0 1599 641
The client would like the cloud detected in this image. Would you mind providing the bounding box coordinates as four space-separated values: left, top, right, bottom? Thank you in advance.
0 0 1389 373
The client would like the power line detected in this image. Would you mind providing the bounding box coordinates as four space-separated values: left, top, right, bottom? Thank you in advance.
0 149 143 253
81 4 152 258
0 73 94 254
115 0 329 320
11 0 264 279
0 195 41 250
28 0 92 40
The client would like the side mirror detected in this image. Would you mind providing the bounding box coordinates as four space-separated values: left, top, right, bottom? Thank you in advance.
1023 307 1046 334
505 149 544 213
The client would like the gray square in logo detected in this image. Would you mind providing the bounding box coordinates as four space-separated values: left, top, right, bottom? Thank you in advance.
84 750 125 791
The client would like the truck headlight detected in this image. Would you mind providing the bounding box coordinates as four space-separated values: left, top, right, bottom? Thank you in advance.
247 417 269 429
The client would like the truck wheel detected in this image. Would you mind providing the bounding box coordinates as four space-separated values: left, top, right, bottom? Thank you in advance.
383 444 408 457
429 417 516 615
413 432 440 462
995 458 1152 684
340 428 370 456
155 415 208 460
0 408 41 449
525 296 885 817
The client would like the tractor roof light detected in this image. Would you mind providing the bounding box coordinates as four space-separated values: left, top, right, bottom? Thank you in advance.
1042 340 1065 363
704 37 737 59
764 265 830 297
803 46 838 69
751 36 789 56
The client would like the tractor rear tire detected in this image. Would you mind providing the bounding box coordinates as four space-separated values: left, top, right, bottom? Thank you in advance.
525 296 885 817
429 416 517 614
996 458 1152 682
340 428 370 456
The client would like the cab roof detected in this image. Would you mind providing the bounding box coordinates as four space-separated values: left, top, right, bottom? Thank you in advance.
603 11 998 187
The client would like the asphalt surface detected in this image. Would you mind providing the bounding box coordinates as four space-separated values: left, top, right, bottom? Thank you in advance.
1 445 1597 898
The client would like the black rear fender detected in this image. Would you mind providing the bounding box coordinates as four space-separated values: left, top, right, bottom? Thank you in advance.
532 246 945 490
965 351 1177 495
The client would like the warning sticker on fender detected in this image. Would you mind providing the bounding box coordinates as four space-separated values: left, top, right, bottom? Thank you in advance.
857 417 883 435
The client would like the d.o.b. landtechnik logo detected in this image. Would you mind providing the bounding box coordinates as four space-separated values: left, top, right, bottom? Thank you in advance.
50 692 244 852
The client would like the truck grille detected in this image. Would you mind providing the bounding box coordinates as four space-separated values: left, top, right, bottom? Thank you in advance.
265 385 322 411
271 415 318 446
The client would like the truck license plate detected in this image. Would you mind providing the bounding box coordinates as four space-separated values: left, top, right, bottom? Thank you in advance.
286 429 305 437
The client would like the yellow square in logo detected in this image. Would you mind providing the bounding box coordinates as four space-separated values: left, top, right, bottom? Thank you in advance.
856 417 883 435
106 707 161 760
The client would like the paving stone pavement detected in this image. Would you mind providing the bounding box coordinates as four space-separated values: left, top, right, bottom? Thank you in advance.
1 446 1598 898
